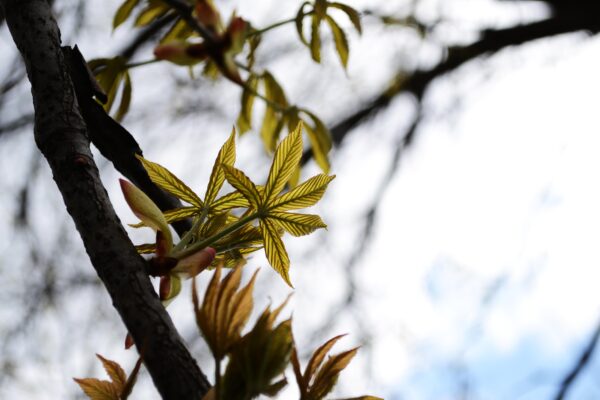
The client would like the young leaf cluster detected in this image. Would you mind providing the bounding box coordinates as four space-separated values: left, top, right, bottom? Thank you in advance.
126 124 334 288
192 265 380 400
296 0 362 68
74 354 142 400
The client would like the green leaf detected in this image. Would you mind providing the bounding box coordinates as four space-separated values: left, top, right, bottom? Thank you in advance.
310 13 322 62
237 75 258 134
302 109 333 173
325 15 349 68
295 1 311 46
160 18 194 44
136 155 203 207
163 206 199 223
114 71 132 122
135 2 169 26
113 0 140 29
211 191 250 211
260 218 291 286
263 123 303 204
221 165 262 209
120 179 172 249
205 128 236 205
269 212 326 237
270 174 335 211
260 72 288 152
329 2 362 34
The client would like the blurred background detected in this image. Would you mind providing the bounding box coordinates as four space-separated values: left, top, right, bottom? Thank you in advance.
1 0 600 398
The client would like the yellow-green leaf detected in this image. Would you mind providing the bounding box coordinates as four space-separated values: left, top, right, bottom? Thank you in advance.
212 190 250 211
160 18 194 44
237 75 258 134
329 2 362 34
120 179 172 249
270 173 335 211
310 13 321 62
135 243 156 254
135 2 169 26
136 155 203 207
302 109 332 173
205 128 236 205
263 124 303 204
113 0 140 29
325 15 349 68
260 218 291 286
260 72 288 152
163 206 199 223
268 212 326 237
295 1 311 46
96 354 127 391
73 378 119 400
114 71 132 122
221 165 261 209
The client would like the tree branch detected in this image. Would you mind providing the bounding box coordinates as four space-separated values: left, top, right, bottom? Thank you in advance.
0 1 210 398
304 10 600 164
553 317 600 400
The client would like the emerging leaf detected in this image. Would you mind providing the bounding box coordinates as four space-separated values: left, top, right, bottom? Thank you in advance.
193 265 258 360
221 299 293 400
113 0 140 29
325 15 349 68
73 378 119 400
120 179 173 251
136 155 203 207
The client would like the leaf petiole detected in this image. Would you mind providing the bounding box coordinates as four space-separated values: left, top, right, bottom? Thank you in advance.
171 211 260 259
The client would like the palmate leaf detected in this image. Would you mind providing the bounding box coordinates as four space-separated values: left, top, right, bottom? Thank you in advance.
302 110 332 173
96 354 127 392
193 266 258 360
221 165 261 209
237 75 259 134
205 128 236 205
329 2 362 34
269 212 326 237
264 123 303 203
136 155 203 207
74 378 119 400
325 15 349 68
163 206 198 223
270 173 335 211
260 218 291 286
211 190 249 211
113 0 140 29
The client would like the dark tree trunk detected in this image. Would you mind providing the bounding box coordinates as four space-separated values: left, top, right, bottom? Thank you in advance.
0 0 210 398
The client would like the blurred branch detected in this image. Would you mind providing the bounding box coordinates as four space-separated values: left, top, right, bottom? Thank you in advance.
553 317 600 400
303 7 600 164
1 0 210 398
119 12 178 58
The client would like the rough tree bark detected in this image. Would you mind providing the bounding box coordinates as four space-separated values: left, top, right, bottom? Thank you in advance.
0 0 210 398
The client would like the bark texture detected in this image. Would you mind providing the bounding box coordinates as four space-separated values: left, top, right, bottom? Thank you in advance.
0 0 210 398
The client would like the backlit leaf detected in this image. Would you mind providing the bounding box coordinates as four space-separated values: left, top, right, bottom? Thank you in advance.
311 347 359 399
135 1 169 26
310 13 321 62
295 1 311 46
263 123 303 204
96 354 126 391
329 2 362 34
302 109 332 173
260 72 288 152
205 128 236 205
270 174 335 211
260 218 291 286
163 206 198 223
114 71 132 122
136 155 203 207
237 75 258 134
160 18 194 44
113 0 140 29
212 190 250 211
135 243 156 254
304 334 346 383
325 15 349 68
269 212 326 237
73 378 119 400
222 165 261 209
120 179 172 249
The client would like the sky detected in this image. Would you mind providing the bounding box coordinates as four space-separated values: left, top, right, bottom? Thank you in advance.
2 1 600 399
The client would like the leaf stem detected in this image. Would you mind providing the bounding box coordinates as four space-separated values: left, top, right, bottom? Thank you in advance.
215 358 221 400
171 212 259 259
125 58 160 69
247 11 313 37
